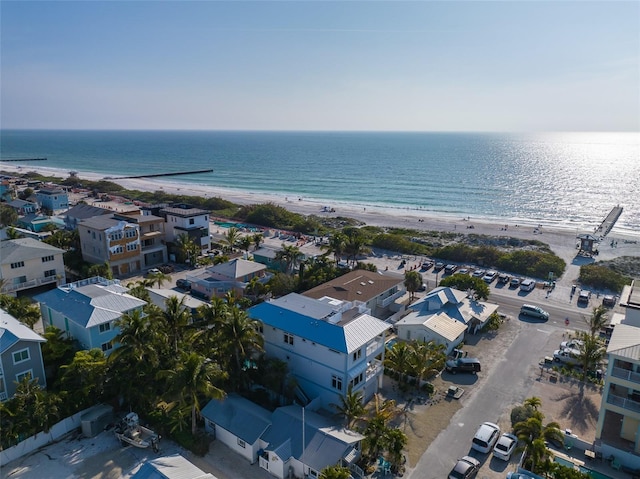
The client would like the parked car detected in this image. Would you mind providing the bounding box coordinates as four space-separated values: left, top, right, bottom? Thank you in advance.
472 269 486 278
421 261 433 271
493 433 518 461
146 268 161 276
560 338 584 350
158 264 174 274
509 277 521 288
507 474 536 479
176 279 191 291
458 268 470 275
498 273 510 284
434 262 445 271
520 304 549 321
602 295 616 307
482 270 498 283
445 357 481 374
445 264 458 274
577 290 592 305
553 348 581 366
448 456 480 479
520 279 536 292
471 422 500 453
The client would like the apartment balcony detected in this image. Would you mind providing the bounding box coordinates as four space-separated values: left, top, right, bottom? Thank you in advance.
377 290 405 308
366 359 383 381
366 339 384 357
611 366 640 384
1 275 58 293
607 393 640 414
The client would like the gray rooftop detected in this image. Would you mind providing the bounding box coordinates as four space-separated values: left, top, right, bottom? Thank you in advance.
0 238 64 264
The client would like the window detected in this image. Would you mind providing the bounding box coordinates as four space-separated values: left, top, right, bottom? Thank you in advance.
44 269 56 277
101 341 113 352
331 375 343 391
284 333 294 345
125 229 136 238
110 232 123 241
10 261 24 269
126 243 137 251
189 218 195 225
13 349 30 364
16 370 33 383
99 322 111 333
353 349 362 361
42 255 55 262
112 245 124 254
237 438 246 448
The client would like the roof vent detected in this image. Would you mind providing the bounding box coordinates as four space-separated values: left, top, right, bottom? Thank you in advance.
360 282 366 286
357 291 362 295
368 280 374 284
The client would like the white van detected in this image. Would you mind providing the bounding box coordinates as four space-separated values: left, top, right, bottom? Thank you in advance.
520 279 536 292
520 304 549 321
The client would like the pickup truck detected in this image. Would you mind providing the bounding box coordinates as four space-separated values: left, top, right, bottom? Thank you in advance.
553 348 581 366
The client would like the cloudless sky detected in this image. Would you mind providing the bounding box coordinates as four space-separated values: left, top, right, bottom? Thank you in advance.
1 1 638 131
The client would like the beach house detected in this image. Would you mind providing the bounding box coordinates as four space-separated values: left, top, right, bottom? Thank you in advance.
394 286 499 354
595 280 640 470
158 204 211 257
0 238 66 296
35 186 69 213
63 203 111 230
7 199 37 216
201 395 363 479
248 293 391 409
0 308 47 401
35 277 146 355
187 258 270 300
303 269 407 322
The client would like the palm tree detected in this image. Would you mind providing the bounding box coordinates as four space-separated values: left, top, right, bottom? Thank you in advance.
125 280 151 302
576 331 606 380
214 306 264 391
524 396 542 410
58 349 108 410
321 233 346 264
409 340 446 387
157 352 226 435
404 271 423 301
319 465 351 479
275 244 304 274
238 236 252 255
176 233 200 265
158 295 192 354
585 305 608 337
331 385 365 429
5 227 21 239
0 295 41 329
514 416 563 472
384 341 413 385
384 428 408 473
146 270 171 288
222 227 241 253
252 233 264 250
343 229 370 265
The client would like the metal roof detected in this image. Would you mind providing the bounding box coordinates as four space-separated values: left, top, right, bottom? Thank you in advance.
607 323 640 360
64 203 111 220
207 258 266 280
0 308 46 353
35 282 145 328
249 294 390 353
132 454 216 479
200 394 272 444
0 237 65 264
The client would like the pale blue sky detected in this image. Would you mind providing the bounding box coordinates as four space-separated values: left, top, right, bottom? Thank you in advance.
1 1 638 131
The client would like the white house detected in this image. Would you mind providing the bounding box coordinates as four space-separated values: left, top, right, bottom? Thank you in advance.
160 205 211 254
395 286 498 354
0 238 66 296
187 258 270 300
248 293 391 409
35 277 146 355
201 396 363 479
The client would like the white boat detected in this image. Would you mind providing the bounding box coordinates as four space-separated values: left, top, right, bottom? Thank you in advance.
114 412 160 452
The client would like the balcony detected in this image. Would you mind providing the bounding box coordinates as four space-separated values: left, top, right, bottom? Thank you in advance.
607 393 640 413
611 366 640 384
377 290 405 308
1 275 58 293
366 360 383 381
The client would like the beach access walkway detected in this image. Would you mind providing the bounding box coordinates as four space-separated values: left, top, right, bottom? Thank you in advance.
596 205 623 237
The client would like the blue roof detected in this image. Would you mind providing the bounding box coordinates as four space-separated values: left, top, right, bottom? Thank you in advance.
249 301 349 353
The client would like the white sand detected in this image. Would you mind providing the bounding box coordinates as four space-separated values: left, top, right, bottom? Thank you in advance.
2 164 639 274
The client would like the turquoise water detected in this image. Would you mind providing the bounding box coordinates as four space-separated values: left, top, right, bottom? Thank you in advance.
1 130 639 233
554 456 614 479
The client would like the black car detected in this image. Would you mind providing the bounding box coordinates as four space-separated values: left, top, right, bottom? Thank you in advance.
445 357 481 374
449 456 480 479
176 279 191 291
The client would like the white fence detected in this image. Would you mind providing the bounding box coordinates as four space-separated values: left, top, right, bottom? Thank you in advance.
0 405 95 467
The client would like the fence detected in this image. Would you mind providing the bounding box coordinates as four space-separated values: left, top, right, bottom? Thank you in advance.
0 405 96 467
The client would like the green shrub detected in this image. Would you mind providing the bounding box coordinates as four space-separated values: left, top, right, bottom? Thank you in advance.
579 264 631 293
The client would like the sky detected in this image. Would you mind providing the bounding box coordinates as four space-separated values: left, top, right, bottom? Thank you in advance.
1 1 638 132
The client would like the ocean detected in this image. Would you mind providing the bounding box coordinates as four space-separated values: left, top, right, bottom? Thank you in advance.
1 130 639 234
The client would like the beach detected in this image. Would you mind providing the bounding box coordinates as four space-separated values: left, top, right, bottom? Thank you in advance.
2 163 639 279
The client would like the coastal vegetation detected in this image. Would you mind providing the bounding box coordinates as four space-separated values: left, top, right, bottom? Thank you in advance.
579 260 634 293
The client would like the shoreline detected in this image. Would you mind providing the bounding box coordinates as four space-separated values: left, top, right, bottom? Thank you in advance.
2 163 639 269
